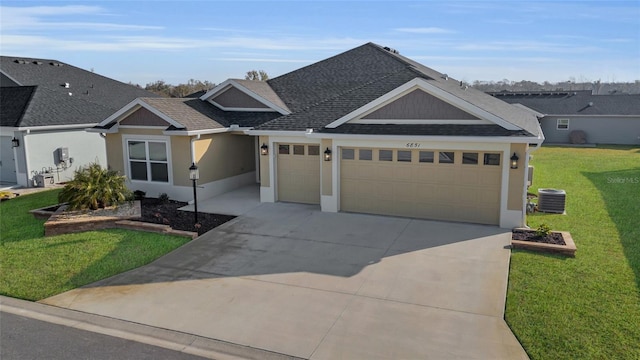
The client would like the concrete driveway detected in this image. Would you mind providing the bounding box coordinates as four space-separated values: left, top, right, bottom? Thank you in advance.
41 202 527 359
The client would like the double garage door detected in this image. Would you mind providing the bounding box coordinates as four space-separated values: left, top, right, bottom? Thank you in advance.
340 147 503 225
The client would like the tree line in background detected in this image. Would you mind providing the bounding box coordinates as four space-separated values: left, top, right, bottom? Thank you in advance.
133 71 640 97
132 70 270 97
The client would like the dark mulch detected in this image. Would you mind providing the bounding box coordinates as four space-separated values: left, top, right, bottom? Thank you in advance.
136 198 235 236
512 230 566 245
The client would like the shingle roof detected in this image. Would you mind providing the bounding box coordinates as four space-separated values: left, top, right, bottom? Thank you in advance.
256 43 541 137
320 124 531 137
130 98 280 131
488 91 640 116
1 56 158 127
1 85 116 127
233 79 289 112
0 86 35 127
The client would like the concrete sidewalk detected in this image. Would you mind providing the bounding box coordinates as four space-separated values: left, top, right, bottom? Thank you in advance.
40 203 528 359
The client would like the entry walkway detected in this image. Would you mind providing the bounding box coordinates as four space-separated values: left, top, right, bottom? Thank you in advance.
179 185 261 216
41 202 528 359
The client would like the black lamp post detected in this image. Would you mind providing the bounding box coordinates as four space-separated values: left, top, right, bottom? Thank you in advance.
189 162 199 224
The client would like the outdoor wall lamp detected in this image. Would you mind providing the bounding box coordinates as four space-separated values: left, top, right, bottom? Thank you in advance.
11 137 19 148
260 143 268 156
189 162 199 224
510 152 519 169
324 147 332 161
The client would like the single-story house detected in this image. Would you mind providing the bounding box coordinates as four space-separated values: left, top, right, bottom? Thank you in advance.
92 43 544 228
0 56 158 188
489 90 640 145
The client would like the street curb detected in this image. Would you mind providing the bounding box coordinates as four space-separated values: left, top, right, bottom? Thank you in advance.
1 296 302 360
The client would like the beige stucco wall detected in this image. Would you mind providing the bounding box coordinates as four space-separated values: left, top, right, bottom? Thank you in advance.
259 136 270 187
192 133 255 186
105 133 125 174
170 136 192 187
507 143 528 211
321 139 332 195
106 129 255 187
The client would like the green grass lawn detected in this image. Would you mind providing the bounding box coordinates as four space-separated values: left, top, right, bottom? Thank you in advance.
506 145 640 360
0 189 190 301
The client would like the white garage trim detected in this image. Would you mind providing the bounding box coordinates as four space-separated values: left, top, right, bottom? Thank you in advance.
259 136 321 204
321 139 513 227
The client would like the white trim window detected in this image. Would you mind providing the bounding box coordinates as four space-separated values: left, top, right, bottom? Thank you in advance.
127 140 170 182
557 118 570 130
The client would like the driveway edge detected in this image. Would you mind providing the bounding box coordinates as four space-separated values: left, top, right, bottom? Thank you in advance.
0 296 302 360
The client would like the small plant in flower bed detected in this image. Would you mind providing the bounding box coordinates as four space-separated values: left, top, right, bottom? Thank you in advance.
136 197 235 235
512 224 565 245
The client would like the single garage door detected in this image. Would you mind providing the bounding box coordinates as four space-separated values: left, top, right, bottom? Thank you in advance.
0 136 17 184
340 148 502 224
277 143 321 204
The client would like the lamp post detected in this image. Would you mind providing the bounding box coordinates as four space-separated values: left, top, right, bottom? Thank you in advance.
189 162 199 224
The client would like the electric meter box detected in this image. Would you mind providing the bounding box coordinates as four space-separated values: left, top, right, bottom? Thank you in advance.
57 147 69 162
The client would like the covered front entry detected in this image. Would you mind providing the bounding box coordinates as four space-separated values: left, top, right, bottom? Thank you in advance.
276 143 321 204
340 147 503 224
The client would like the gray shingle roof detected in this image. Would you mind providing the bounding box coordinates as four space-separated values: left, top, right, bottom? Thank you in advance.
320 124 531 137
1 85 116 127
256 43 540 137
489 90 640 116
233 79 290 112
0 86 35 127
1 56 158 127
115 98 280 132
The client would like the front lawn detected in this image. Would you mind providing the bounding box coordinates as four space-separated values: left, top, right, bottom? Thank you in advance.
0 189 190 301
506 146 640 359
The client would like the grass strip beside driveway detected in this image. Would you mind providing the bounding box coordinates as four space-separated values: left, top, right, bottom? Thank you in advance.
0 189 190 301
506 146 640 360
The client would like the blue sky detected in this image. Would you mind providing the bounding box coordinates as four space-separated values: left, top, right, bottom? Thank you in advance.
1 1 638 86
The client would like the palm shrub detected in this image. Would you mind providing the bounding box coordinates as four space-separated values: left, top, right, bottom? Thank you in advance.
59 163 132 210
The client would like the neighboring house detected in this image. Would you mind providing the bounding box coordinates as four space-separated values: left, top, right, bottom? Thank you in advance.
489 90 640 145
93 43 544 228
0 56 157 187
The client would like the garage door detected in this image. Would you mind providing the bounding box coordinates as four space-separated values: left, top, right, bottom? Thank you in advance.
277 143 321 204
0 136 17 184
340 148 502 224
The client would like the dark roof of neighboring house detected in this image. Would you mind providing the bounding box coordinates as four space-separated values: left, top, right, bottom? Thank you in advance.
1 56 158 127
489 90 640 116
256 43 540 137
1 85 116 127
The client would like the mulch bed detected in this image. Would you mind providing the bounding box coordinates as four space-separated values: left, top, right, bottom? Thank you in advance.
512 229 566 245
135 198 235 236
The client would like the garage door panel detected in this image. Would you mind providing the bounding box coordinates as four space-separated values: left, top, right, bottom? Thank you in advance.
341 147 502 225
277 144 320 204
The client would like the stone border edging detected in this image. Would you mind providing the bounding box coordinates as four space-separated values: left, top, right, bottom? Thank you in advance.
511 229 576 257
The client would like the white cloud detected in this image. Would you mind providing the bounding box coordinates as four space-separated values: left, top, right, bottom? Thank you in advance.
0 5 159 31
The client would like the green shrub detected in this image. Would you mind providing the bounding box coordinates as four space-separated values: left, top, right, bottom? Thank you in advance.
133 190 146 200
158 193 170 204
59 163 132 210
535 223 551 238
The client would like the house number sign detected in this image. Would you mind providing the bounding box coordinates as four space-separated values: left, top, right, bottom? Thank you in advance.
405 142 422 148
